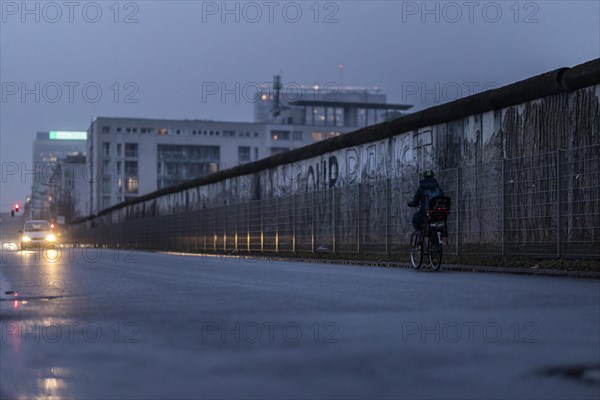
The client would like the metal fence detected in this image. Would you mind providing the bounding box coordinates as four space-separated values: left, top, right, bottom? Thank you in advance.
70 145 600 259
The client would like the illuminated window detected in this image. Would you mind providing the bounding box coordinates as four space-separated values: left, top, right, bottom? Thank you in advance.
312 132 323 141
205 163 219 174
271 130 290 141
126 178 138 194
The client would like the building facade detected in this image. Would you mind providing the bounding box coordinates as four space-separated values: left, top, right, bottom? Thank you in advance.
54 153 88 222
87 78 411 214
30 131 87 219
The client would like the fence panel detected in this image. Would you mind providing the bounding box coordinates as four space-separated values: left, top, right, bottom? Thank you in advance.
69 145 600 259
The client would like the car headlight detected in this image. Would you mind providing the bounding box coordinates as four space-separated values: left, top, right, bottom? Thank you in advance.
46 234 56 242
22 236 31 242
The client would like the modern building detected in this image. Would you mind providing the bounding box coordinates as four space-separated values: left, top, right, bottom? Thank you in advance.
87 76 412 214
30 131 87 219
53 153 88 222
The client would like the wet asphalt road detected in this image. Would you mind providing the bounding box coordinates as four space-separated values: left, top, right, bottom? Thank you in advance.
0 246 599 399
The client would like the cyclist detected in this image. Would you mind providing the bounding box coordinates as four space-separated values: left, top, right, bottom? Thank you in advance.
407 169 444 235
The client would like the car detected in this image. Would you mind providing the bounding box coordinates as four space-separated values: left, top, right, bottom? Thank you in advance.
20 220 57 250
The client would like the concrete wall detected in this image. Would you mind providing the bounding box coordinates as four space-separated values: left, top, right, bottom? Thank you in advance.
72 59 600 257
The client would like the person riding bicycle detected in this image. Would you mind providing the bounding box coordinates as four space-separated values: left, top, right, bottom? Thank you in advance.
407 169 444 234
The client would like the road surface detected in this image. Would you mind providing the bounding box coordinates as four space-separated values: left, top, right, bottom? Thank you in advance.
1 245 599 399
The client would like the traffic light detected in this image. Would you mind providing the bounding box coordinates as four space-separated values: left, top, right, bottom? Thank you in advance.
14 203 20 213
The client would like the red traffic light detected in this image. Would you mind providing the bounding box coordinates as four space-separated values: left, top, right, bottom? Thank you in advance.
14 203 20 212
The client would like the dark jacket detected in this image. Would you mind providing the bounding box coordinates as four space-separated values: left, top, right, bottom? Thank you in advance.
408 178 444 212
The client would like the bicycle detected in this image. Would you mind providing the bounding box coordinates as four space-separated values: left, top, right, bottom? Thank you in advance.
409 196 451 271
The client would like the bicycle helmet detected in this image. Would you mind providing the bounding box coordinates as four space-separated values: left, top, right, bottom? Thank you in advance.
423 169 435 179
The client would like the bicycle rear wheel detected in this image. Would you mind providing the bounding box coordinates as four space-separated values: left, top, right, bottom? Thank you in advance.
428 234 443 271
410 232 424 269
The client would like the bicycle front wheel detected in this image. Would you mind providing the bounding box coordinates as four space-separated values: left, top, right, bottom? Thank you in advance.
410 232 424 269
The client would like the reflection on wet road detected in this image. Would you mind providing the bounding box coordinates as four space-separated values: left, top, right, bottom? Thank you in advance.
1 247 599 399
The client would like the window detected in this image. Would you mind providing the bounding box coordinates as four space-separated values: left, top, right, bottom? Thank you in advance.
125 143 138 158
157 145 219 161
102 178 111 193
254 148 259 160
311 107 326 126
125 161 138 177
126 178 139 194
102 161 111 175
312 132 323 141
357 109 367 127
102 126 110 133
132 128 138 133
156 145 221 188
238 146 251 163
102 142 110 157
158 128 168 136
271 130 290 141
293 131 303 141
335 108 344 127
116 161 122 175
116 143 122 157
117 127 122 133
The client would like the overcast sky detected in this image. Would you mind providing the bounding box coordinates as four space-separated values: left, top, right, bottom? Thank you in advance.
1 0 599 210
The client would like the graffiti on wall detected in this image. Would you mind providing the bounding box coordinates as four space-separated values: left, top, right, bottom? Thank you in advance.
263 130 434 197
